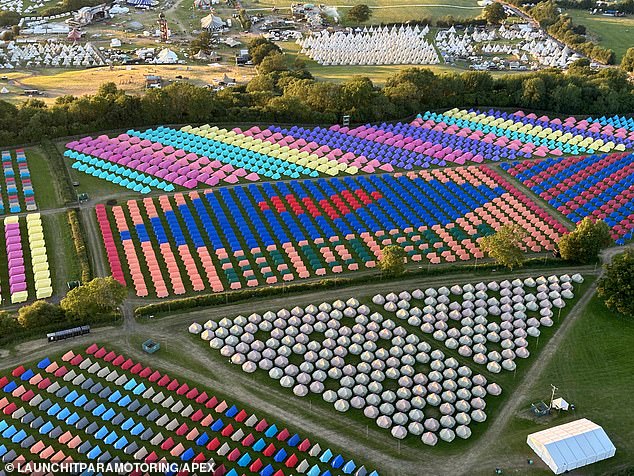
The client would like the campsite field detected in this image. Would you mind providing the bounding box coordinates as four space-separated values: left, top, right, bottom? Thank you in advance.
186 274 595 467
476 295 634 474
242 0 483 24
564 10 634 62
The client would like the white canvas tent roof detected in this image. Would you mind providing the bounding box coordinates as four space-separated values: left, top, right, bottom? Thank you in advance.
527 418 615 474
552 398 569 411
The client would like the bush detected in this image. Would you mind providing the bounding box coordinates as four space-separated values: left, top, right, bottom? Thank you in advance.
347 4 371 23
67 209 92 283
17 301 65 329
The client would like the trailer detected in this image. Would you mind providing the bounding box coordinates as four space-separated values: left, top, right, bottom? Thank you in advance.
47 325 91 342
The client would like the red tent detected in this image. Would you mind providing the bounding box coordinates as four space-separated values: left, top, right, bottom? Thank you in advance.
263 443 276 457
85 344 99 354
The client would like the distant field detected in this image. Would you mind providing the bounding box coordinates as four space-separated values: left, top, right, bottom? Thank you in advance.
565 10 634 62
242 0 483 23
0 64 257 105
478 295 634 474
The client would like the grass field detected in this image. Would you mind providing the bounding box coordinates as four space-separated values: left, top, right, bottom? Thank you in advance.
480 295 634 474
243 0 483 24
565 10 634 62
0 64 257 106
25 147 65 211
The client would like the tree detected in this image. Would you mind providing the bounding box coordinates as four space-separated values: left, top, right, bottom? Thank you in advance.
379 245 407 276
17 301 65 329
248 37 282 65
482 2 507 24
257 53 287 75
597 250 634 317
621 47 634 72
479 224 528 269
0 311 20 337
557 218 613 263
530 0 559 27
60 277 127 322
347 4 371 23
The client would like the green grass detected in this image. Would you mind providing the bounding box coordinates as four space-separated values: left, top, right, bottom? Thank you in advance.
47 212 82 288
25 146 66 210
243 0 482 23
483 295 634 474
564 10 634 62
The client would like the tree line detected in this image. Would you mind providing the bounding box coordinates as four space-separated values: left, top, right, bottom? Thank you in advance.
3 57 634 147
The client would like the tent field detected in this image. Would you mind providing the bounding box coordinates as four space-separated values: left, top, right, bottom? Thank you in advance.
0 149 37 215
189 274 584 447
94 165 566 298
0 213 52 305
501 152 634 244
63 110 634 197
0 343 378 476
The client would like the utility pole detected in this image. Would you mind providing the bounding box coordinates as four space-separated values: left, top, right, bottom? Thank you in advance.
549 384 558 409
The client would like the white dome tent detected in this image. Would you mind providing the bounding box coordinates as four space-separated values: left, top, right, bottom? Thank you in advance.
297 24 439 66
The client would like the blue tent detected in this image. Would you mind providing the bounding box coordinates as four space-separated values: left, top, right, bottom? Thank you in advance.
342 460 356 474
237 452 251 467
252 438 266 452
66 412 80 426
259 464 274 476
65 390 79 403
87 445 102 459
121 418 135 431
131 422 144 436
57 408 71 421
264 424 278 438
331 455 345 468
307 465 321 476
95 426 109 440
180 448 195 461
47 403 61 416
195 432 209 446
102 408 116 421
273 448 287 463
104 431 118 445
20 369 35 381
38 421 53 435
11 429 26 443
114 436 128 450
320 448 333 463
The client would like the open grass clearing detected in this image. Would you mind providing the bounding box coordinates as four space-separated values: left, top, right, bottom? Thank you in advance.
24 147 66 211
564 10 634 62
477 294 634 475
0 63 257 106
243 0 482 24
